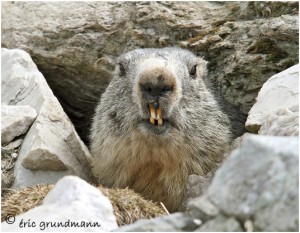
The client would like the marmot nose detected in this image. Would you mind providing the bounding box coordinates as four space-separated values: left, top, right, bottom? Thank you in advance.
140 82 173 99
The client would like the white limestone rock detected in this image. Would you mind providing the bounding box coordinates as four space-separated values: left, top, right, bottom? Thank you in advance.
259 106 299 136
1 48 94 188
1 176 118 232
246 64 299 133
1 104 37 146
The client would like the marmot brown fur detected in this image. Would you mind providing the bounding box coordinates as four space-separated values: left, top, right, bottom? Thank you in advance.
90 47 245 212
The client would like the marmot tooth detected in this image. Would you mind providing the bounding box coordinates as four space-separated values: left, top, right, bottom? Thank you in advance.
149 104 163 125
149 104 157 119
156 108 162 120
150 117 155 125
157 119 163 126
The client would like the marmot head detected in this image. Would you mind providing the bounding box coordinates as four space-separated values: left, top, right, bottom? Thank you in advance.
110 47 208 137
90 48 243 211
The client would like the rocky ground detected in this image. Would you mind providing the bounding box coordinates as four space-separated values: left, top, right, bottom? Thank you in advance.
1 1 299 232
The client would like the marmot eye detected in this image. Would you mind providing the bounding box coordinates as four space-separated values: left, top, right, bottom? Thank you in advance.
190 65 197 78
119 63 126 77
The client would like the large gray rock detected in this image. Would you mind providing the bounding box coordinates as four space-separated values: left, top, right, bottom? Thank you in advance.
2 2 298 141
1 48 94 188
1 105 37 146
1 176 118 232
207 134 299 232
114 213 201 232
246 64 299 133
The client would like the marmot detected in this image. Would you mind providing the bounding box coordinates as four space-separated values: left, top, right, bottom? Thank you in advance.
90 47 245 212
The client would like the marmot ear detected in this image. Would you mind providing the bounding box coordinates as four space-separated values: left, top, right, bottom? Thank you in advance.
196 58 208 79
118 63 126 77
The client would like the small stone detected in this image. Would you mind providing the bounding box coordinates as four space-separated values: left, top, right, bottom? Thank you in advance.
187 194 220 222
11 152 18 159
158 36 170 45
1 105 37 146
218 26 232 36
179 41 190 48
244 219 254 232
195 215 243 232
211 41 234 50
207 35 222 43
4 139 23 151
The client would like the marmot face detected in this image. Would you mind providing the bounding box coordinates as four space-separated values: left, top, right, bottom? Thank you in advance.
116 48 207 136
90 47 242 212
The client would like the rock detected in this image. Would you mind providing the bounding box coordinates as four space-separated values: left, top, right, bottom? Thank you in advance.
114 212 201 232
231 2 298 20
180 170 217 211
1 105 37 146
222 133 250 159
192 6 298 113
207 134 299 232
4 139 23 151
259 106 299 136
1 48 94 188
187 194 220 222
260 14 299 41
2 2 298 141
195 215 243 232
246 64 299 133
254 186 299 232
1 176 118 232
186 173 215 199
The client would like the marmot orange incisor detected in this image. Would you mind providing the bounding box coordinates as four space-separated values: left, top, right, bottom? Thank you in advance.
90 47 245 212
